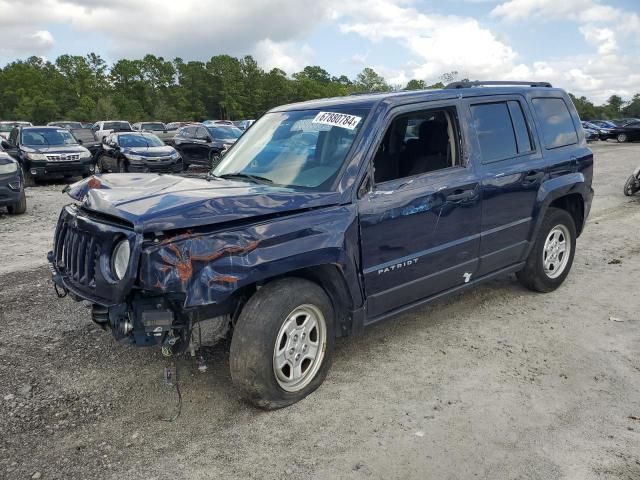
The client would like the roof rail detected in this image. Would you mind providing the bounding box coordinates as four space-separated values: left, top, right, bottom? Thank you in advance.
444 81 553 89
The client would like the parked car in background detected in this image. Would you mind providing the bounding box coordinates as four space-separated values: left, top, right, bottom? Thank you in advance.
166 121 194 131
609 120 640 143
96 131 183 173
586 120 616 140
70 127 102 160
581 122 600 142
0 143 26 214
1 126 93 185
48 121 83 129
92 121 133 142
611 118 640 127
132 121 174 143
590 120 616 129
203 119 234 126
0 121 32 140
81 122 94 129
173 123 242 168
234 119 255 130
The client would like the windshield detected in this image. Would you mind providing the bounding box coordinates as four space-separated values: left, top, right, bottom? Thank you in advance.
119 133 165 148
104 122 131 130
21 128 78 146
141 123 166 131
208 126 243 141
0 122 29 132
213 108 369 190
51 122 82 129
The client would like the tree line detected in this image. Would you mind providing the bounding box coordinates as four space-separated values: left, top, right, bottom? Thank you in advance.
0 53 638 124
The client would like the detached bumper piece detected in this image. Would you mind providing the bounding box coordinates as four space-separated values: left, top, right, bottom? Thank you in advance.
98 295 187 349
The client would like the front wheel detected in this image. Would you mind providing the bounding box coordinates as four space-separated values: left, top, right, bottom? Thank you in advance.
230 278 334 409
117 158 127 173
22 168 35 187
617 133 628 143
624 174 639 196
516 208 577 293
209 150 221 169
7 188 27 214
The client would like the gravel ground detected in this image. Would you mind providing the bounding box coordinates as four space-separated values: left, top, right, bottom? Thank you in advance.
0 142 639 480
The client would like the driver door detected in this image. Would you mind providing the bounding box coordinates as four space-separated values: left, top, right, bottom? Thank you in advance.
358 102 482 321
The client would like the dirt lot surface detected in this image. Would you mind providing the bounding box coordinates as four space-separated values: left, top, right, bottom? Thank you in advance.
1 142 639 480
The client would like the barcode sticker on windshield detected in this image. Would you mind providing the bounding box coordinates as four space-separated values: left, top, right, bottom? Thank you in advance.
312 112 362 130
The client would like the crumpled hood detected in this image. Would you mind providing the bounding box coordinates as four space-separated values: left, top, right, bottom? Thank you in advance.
65 173 340 233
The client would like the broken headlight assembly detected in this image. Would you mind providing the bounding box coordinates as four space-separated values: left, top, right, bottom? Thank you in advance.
111 239 130 280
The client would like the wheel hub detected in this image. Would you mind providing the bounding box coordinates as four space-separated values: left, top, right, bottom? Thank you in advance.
273 304 326 392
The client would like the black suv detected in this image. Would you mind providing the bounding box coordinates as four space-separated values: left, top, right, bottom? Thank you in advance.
49 81 593 409
2 126 94 185
172 123 243 168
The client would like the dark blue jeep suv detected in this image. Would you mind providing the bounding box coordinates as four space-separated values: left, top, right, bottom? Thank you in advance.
49 81 593 408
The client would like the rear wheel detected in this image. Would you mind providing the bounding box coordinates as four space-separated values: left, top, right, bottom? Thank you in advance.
230 278 334 409
516 208 576 293
7 188 26 214
617 133 628 143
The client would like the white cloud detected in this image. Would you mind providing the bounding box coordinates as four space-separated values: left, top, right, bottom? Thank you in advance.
0 0 328 68
254 39 313 72
490 0 619 23
580 25 617 54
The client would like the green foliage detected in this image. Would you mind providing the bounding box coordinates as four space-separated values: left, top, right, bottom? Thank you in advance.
0 53 396 123
1 53 634 124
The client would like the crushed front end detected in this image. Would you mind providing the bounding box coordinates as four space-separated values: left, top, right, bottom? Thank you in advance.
48 204 233 353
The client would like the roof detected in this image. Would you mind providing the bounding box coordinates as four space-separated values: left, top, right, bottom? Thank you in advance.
272 84 565 112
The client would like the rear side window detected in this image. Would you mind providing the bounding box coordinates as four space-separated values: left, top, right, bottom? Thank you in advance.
471 103 516 162
471 100 534 163
532 98 578 149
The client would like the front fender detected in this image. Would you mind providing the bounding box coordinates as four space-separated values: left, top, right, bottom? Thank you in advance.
138 205 363 310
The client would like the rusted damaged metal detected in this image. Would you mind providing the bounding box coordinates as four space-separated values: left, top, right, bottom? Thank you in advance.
138 205 362 309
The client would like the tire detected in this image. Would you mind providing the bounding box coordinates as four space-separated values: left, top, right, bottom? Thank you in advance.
617 133 628 143
624 174 639 196
95 156 106 174
516 208 577 293
22 168 36 187
7 188 26 214
117 158 127 173
230 278 335 409
209 150 221 169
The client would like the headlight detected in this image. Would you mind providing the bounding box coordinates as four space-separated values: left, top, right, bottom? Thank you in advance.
170 151 180 159
126 154 145 161
0 162 18 174
111 239 130 280
26 152 47 161
79 150 91 159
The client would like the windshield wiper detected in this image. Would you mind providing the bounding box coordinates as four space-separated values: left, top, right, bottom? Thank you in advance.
214 172 274 184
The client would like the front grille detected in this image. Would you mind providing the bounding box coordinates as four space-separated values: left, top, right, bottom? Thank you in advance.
54 223 100 288
46 154 80 162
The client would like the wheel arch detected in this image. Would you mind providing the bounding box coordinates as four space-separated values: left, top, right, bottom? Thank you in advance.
229 264 355 338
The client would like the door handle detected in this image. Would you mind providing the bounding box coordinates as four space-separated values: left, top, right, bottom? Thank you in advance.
446 189 475 202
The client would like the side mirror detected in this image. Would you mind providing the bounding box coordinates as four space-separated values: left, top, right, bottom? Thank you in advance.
1 140 11 149
77 139 84 145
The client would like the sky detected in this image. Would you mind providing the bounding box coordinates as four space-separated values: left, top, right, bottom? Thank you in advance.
0 0 639 104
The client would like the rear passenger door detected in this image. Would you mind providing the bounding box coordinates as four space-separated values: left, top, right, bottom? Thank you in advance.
465 96 545 276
